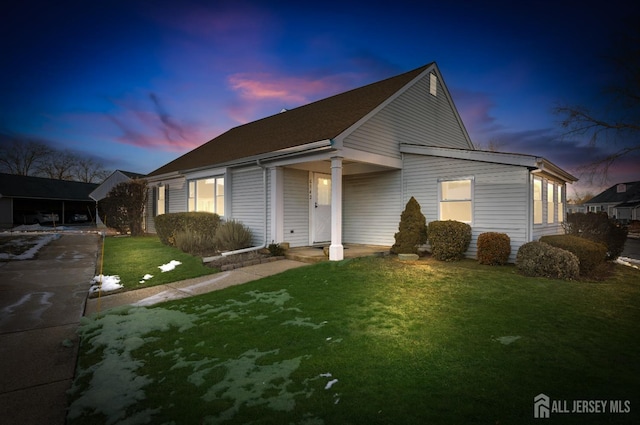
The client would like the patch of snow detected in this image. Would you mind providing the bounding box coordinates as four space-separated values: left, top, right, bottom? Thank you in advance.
494 335 521 345
324 379 338 390
158 260 182 272
616 256 640 269
0 233 60 260
90 275 124 294
139 274 154 284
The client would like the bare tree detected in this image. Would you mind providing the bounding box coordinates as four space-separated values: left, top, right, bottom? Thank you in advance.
38 149 78 180
73 156 110 183
0 139 53 175
554 25 640 183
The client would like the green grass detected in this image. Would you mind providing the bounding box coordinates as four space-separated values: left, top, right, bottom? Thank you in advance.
69 257 640 424
99 235 217 289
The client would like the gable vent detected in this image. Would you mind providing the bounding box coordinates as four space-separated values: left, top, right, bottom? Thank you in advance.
430 73 437 96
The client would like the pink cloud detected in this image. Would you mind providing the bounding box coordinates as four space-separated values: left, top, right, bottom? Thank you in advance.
225 71 361 123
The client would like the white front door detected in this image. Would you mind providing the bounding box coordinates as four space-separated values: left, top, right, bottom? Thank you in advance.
312 173 331 243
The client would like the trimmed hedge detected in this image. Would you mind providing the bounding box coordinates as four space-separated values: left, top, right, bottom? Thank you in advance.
540 234 607 275
564 212 628 260
515 241 580 280
154 212 221 247
427 220 472 261
477 232 511 265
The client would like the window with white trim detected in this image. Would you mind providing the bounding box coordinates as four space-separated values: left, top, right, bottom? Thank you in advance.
439 178 473 223
188 177 224 215
533 178 542 224
547 182 555 224
557 185 564 223
156 185 166 216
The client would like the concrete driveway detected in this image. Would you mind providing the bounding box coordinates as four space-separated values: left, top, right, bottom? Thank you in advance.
0 233 99 424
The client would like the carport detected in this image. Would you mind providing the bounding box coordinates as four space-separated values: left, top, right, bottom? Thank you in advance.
0 173 98 228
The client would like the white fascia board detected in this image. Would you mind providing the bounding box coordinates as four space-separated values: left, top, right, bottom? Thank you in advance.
534 159 579 183
400 144 540 168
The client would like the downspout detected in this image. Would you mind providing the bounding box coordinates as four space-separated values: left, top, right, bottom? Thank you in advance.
215 160 268 258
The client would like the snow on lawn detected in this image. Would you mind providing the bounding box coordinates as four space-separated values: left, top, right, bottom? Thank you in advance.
89 275 124 294
616 256 640 270
158 259 181 272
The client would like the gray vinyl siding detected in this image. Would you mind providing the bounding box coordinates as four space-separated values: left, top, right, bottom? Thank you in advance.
403 154 530 262
145 189 156 233
283 168 309 247
344 73 470 157
230 167 266 246
343 170 402 246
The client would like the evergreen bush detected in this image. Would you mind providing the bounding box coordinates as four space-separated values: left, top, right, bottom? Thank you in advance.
215 219 253 251
155 212 221 247
390 197 427 255
477 232 511 265
540 234 607 275
98 179 147 235
515 241 579 280
564 212 628 260
173 228 216 256
427 220 472 261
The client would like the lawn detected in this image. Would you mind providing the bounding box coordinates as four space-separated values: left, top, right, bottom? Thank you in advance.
68 256 640 424
99 235 217 289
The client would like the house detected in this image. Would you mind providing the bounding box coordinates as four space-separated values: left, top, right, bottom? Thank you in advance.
89 170 146 226
0 173 98 228
144 62 577 261
583 181 640 222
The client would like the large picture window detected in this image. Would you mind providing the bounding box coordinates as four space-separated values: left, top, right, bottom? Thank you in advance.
557 185 564 223
188 177 224 215
439 178 473 223
547 182 555 224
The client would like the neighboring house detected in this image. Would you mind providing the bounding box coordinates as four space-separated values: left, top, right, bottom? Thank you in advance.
0 173 98 228
583 181 640 222
144 62 577 261
89 170 146 226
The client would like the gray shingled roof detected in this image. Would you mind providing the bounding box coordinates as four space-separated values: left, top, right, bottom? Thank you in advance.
0 173 98 201
586 181 640 204
148 63 433 177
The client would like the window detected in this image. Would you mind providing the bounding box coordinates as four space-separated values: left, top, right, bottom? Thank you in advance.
188 177 224 215
547 182 554 223
533 178 542 224
439 178 472 223
557 185 564 223
156 185 166 216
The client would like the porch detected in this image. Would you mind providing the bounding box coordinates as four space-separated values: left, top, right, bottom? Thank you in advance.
285 244 391 264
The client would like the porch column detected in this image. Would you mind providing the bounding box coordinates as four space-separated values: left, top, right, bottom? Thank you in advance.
329 155 344 261
270 167 284 243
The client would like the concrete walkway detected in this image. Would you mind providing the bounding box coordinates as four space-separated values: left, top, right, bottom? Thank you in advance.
84 259 309 315
0 233 99 425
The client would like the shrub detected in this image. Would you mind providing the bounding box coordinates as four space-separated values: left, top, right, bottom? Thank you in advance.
477 232 511 265
515 241 579 280
215 220 253 251
173 228 216 256
267 243 286 257
154 212 221 247
391 197 428 255
564 212 628 260
98 179 148 235
540 234 607 275
427 220 472 261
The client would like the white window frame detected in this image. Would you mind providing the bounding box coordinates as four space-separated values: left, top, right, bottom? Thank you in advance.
533 177 542 225
156 185 165 216
547 182 555 224
438 177 474 224
188 176 225 216
557 185 564 223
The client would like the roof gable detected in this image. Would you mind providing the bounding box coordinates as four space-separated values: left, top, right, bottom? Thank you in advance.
586 181 640 204
149 63 434 177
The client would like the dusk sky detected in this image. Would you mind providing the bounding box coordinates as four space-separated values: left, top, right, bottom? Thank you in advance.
2 0 638 196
